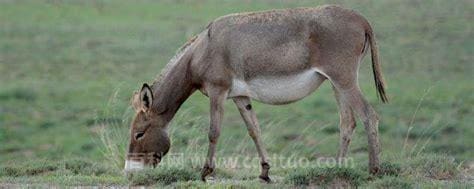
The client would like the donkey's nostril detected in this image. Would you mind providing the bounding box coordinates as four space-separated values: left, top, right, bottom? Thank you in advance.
134 132 145 140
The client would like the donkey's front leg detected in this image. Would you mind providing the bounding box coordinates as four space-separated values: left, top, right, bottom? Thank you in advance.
233 96 271 183
201 88 227 181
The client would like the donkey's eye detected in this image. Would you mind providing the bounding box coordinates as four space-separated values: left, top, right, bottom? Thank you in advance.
134 132 145 140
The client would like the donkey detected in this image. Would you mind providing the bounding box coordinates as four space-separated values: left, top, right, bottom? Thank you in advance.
125 5 388 182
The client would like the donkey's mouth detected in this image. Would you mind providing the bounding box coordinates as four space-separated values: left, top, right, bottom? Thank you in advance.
124 159 145 171
150 153 161 168
124 152 161 172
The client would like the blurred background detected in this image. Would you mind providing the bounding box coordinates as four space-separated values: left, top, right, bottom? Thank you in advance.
0 0 472 186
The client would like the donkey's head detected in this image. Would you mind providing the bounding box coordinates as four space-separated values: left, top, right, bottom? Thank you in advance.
124 83 170 172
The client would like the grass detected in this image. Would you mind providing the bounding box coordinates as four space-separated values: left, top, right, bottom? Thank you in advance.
127 167 199 186
0 0 473 187
0 160 58 177
286 166 368 187
405 154 461 180
369 176 413 189
0 159 111 177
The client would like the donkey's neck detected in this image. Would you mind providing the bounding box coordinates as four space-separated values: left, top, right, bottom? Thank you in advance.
150 45 195 122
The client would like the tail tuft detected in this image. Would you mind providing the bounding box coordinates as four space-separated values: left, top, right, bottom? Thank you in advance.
366 31 388 103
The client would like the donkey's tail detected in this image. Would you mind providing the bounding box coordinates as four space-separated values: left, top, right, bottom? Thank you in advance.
366 28 389 103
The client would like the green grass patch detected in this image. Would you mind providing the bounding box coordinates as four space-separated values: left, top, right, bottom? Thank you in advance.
0 88 37 102
0 160 58 177
0 159 112 177
378 162 402 177
286 166 369 187
406 154 461 180
128 166 199 186
368 176 413 189
63 158 110 176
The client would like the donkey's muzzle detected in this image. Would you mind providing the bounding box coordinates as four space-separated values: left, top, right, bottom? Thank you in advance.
124 152 161 172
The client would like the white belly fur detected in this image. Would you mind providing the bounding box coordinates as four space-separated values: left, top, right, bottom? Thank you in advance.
228 68 325 104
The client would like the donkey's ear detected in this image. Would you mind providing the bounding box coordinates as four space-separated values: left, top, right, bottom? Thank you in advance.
139 83 153 112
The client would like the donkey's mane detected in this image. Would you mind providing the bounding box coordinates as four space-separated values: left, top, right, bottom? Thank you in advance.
152 35 197 87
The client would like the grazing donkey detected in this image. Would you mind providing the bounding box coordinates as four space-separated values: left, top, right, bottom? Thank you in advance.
125 5 388 182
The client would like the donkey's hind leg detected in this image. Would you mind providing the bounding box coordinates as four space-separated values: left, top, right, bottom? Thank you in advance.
324 57 381 173
333 85 357 160
335 85 381 174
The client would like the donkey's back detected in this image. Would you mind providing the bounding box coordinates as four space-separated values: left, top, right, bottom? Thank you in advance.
196 5 376 104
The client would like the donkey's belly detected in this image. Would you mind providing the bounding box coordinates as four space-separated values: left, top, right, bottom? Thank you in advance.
228 68 326 105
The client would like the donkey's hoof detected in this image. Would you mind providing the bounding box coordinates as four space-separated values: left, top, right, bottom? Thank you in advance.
369 166 380 175
200 165 214 182
259 175 272 183
200 175 207 182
